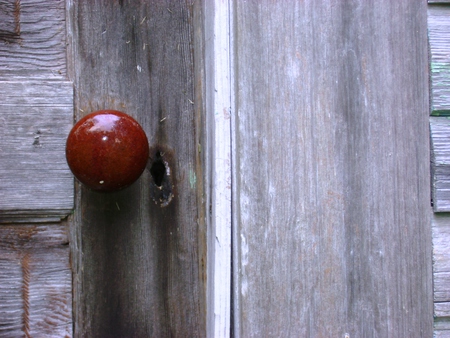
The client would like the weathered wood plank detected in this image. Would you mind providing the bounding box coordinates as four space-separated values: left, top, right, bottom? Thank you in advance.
67 1 206 336
430 117 450 211
232 1 431 336
436 302 450 318
435 319 450 338
433 214 450 319
0 81 74 222
0 223 72 337
429 1 450 3
0 0 20 38
0 0 66 79
428 6 450 114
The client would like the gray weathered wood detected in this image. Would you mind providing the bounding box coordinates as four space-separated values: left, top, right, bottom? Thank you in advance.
232 1 432 336
0 223 72 337
430 117 450 212
0 81 74 223
428 6 450 114
433 214 450 316
67 1 206 336
0 0 20 38
435 319 450 338
0 0 66 79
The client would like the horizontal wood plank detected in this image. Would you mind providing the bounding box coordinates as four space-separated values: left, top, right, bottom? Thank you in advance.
0 81 74 222
0 0 66 79
428 6 450 114
0 223 72 337
433 214 450 319
435 319 450 337
430 117 450 211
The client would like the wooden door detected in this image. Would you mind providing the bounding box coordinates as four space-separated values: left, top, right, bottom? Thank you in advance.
67 1 206 336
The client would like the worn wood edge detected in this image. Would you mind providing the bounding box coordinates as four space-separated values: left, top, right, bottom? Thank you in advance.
193 0 208 332
65 1 81 336
204 0 232 336
229 0 240 335
0 211 71 224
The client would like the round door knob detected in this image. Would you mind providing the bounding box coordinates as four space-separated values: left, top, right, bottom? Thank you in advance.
66 110 149 192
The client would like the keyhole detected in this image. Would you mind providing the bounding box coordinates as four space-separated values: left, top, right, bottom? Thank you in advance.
150 152 166 187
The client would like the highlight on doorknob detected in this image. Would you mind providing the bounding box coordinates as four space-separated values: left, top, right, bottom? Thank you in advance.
65 110 149 192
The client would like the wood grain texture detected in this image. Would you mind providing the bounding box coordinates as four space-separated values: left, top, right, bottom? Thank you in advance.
430 117 450 212
433 214 450 317
204 1 232 336
0 0 67 79
0 81 74 222
67 1 206 336
0 0 20 38
428 6 450 114
0 223 72 337
232 1 432 336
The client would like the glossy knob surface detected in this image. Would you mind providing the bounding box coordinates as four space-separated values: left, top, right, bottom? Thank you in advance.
66 110 149 192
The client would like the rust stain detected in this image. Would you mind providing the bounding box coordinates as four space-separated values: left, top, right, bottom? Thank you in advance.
14 0 21 35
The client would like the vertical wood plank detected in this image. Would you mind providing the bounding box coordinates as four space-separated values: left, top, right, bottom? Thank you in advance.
204 1 232 337
232 1 432 336
67 1 206 336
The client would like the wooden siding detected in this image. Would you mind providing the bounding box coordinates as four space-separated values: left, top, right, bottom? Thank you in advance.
67 1 206 336
431 117 450 212
429 5 450 114
433 214 450 336
0 223 72 337
0 81 74 223
0 0 67 79
429 2 450 337
232 1 432 336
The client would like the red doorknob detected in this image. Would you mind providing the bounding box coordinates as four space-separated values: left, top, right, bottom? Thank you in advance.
66 110 149 192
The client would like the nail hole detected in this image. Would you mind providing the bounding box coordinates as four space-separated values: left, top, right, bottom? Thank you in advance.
150 152 166 187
